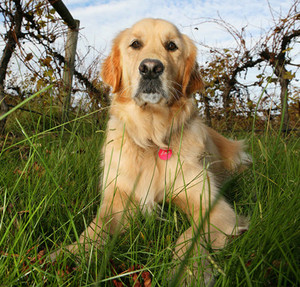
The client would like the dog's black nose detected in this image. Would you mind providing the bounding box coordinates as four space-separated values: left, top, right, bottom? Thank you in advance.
139 59 164 79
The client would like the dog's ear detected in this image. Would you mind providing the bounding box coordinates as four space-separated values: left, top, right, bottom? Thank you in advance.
101 33 123 93
182 35 204 96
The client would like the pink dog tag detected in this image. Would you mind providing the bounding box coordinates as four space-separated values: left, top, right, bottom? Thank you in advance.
158 148 172 160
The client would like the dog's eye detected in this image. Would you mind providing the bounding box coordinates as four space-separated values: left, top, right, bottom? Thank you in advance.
130 40 142 50
165 41 178 51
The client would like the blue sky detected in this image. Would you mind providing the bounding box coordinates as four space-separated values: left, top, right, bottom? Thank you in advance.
0 0 296 66
60 0 298 107
0 0 297 105
63 0 296 58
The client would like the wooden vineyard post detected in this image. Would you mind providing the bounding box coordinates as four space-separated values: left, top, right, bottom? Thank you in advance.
48 0 80 122
62 19 80 122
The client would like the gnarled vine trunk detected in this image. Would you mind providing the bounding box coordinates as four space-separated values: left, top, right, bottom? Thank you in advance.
0 0 23 134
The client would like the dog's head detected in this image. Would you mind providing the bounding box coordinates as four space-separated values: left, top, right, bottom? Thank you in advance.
101 18 203 106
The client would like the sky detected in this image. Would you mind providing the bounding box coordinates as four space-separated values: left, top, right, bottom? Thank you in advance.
62 0 296 61
58 0 298 106
0 0 298 107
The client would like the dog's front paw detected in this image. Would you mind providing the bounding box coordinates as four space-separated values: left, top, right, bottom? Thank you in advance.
47 243 80 262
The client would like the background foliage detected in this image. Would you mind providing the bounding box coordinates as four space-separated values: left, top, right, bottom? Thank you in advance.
0 0 299 134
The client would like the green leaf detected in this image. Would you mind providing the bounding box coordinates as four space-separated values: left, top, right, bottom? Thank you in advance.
283 71 295 80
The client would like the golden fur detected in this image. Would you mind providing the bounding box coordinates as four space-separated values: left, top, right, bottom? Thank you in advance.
51 18 250 284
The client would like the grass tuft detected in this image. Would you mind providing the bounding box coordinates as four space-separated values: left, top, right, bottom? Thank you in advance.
0 107 299 286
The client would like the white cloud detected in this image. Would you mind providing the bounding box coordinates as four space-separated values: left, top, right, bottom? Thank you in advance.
62 0 295 58
60 0 300 107
61 0 297 107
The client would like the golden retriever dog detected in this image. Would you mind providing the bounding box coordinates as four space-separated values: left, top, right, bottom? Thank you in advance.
51 18 250 285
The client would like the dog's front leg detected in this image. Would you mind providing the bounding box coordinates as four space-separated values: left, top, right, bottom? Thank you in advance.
170 178 247 286
49 186 132 261
170 197 217 286
172 225 215 287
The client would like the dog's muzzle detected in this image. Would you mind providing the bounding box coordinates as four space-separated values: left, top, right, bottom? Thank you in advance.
134 58 167 105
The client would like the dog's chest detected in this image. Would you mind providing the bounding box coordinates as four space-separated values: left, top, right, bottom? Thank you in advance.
105 138 179 204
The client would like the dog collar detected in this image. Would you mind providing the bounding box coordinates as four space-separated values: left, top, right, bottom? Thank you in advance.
158 148 172 160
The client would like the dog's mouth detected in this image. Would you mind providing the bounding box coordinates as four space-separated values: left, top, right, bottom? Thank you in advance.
134 58 168 106
134 78 167 105
140 92 162 104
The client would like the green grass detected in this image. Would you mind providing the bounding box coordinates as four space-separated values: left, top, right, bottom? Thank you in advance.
0 110 299 286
